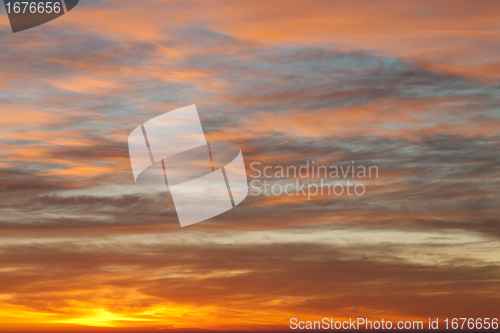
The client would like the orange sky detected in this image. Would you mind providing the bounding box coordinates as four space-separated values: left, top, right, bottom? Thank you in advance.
0 0 499 331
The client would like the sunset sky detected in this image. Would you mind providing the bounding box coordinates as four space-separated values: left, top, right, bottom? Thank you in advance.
0 0 499 331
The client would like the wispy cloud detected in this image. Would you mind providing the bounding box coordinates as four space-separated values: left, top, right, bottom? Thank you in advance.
0 0 499 330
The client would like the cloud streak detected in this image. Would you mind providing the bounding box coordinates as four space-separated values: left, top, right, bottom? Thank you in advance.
0 0 499 331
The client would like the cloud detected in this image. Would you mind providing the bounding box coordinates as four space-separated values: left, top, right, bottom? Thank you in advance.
0 232 498 330
0 0 499 330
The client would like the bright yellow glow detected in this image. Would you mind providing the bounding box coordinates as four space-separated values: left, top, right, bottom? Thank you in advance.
59 308 153 327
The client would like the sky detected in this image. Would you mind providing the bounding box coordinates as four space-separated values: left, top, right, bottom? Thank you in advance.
0 0 499 331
